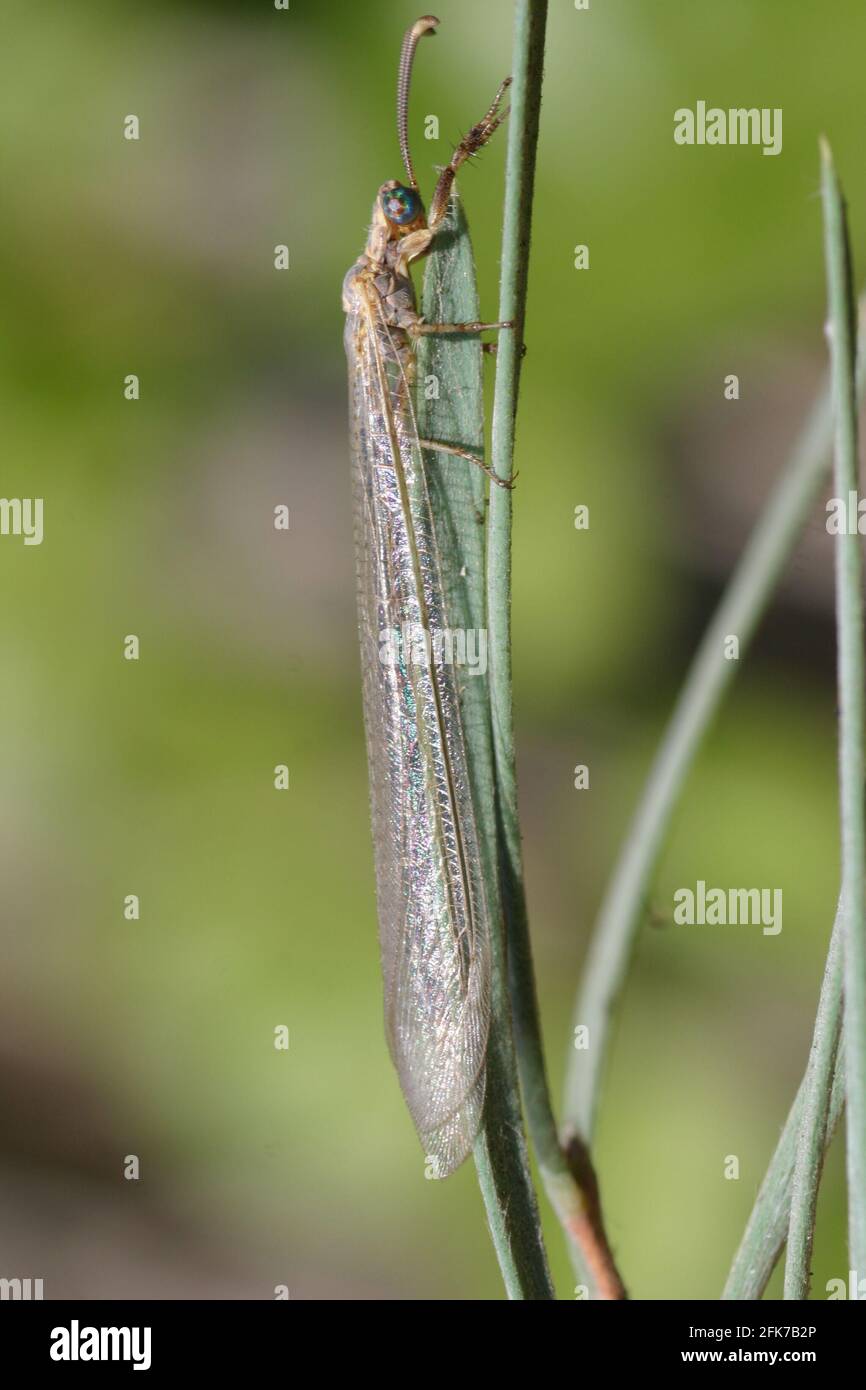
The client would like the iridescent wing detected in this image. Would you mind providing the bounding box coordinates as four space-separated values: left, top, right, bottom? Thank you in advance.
346 279 490 1176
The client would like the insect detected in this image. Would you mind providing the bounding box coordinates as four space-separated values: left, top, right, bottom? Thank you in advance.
342 14 512 1176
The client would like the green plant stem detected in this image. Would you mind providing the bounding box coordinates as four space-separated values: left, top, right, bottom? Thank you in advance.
473 1051 554 1300
724 915 844 1300
486 0 625 1299
727 194 866 1297
419 193 553 1301
821 137 866 1277
784 911 844 1299
562 325 866 1149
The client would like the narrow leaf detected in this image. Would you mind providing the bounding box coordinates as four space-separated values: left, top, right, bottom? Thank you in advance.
820 137 866 1276
417 191 553 1300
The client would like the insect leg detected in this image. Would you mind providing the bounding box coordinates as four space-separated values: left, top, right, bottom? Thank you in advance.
481 340 529 358
410 319 514 335
427 76 513 232
417 438 516 490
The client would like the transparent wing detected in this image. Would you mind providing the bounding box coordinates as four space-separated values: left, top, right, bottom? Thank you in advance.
346 290 490 1176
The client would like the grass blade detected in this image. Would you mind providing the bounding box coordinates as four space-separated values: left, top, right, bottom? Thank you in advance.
485 0 626 1299
784 920 843 1298
724 914 844 1300
417 191 553 1300
562 330 866 1149
725 155 866 1302
783 909 845 1299
820 136 866 1277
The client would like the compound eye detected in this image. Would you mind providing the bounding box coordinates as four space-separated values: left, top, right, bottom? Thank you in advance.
381 184 421 227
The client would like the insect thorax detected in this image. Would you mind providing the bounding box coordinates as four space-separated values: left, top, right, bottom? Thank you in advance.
343 250 419 379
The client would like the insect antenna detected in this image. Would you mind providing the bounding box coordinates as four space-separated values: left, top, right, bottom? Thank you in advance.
397 14 439 190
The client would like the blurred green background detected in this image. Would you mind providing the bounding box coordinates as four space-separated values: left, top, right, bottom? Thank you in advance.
1 0 864 1299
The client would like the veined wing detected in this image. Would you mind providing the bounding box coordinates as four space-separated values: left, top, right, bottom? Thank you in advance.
346 280 490 1176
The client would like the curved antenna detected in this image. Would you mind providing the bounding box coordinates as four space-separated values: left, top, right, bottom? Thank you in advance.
397 15 439 190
